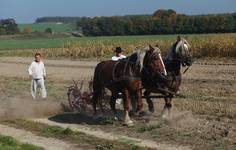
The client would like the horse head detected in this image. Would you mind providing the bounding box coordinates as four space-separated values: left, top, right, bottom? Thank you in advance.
174 36 193 66
127 46 166 75
143 45 167 75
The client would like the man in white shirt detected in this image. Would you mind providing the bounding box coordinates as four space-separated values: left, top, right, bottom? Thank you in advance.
28 53 47 99
111 47 126 61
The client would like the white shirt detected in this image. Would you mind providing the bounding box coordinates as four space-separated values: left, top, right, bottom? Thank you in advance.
28 61 46 79
111 55 126 61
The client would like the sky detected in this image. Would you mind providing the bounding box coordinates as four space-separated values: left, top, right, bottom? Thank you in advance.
0 0 235 23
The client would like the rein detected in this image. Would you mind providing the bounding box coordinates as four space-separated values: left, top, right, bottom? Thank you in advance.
183 66 190 74
142 67 176 95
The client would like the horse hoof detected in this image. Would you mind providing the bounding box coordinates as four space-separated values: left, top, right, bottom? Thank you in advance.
161 114 168 119
92 113 98 119
161 113 168 119
114 116 122 121
136 111 147 117
161 112 171 120
127 122 134 127
148 108 155 113
124 120 134 126
129 111 135 117
113 116 119 121
130 110 146 117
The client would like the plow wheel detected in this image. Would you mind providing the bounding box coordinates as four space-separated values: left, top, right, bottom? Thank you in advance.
67 87 87 112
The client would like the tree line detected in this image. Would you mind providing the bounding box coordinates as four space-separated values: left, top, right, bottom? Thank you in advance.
36 17 82 23
77 10 236 36
1 9 236 36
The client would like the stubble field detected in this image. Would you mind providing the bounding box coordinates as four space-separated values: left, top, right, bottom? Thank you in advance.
0 56 235 150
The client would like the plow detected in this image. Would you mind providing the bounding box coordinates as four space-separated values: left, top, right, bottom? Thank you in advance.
67 80 92 111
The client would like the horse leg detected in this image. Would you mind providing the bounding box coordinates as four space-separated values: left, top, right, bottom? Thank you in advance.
123 89 133 126
98 88 105 114
110 93 120 121
161 97 172 119
129 94 136 116
135 88 143 115
92 88 103 117
92 91 99 117
144 90 154 113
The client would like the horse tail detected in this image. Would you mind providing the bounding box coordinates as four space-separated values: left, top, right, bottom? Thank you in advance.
92 63 104 115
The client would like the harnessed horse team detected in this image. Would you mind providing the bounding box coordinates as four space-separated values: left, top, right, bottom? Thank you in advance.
92 36 193 125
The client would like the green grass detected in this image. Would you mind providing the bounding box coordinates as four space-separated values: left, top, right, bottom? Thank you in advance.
0 34 176 50
0 38 67 50
0 135 44 150
118 138 139 150
18 23 75 33
136 124 161 133
1 120 151 150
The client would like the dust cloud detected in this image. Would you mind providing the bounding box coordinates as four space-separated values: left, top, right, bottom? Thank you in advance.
0 96 64 120
164 109 198 129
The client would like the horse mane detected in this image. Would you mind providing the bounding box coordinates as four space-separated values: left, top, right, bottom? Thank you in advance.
175 38 190 53
152 47 161 58
128 46 162 71
134 47 148 71
165 39 182 61
134 46 162 70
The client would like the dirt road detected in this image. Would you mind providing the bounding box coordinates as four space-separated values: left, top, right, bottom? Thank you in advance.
0 57 235 81
0 57 96 81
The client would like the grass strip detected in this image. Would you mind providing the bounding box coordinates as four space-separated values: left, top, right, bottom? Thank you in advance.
1 119 152 150
0 134 44 150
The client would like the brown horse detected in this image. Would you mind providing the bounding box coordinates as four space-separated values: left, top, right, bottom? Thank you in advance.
143 36 193 118
92 45 166 125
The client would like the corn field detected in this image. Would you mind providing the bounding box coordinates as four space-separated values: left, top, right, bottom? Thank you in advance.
2 33 236 59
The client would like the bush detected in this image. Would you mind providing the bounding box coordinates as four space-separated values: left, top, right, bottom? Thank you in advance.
0 28 6 35
23 26 31 33
45 28 52 34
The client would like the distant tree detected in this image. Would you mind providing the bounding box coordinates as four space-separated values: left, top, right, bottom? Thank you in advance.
153 9 177 19
23 26 31 33
0 18 19 34
45 27 52 34
224 16 234 32
102 17 126 35
193 16 209 33
174 15 186 33
123 18 134 35
0 28 6 35
233 13 236 32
